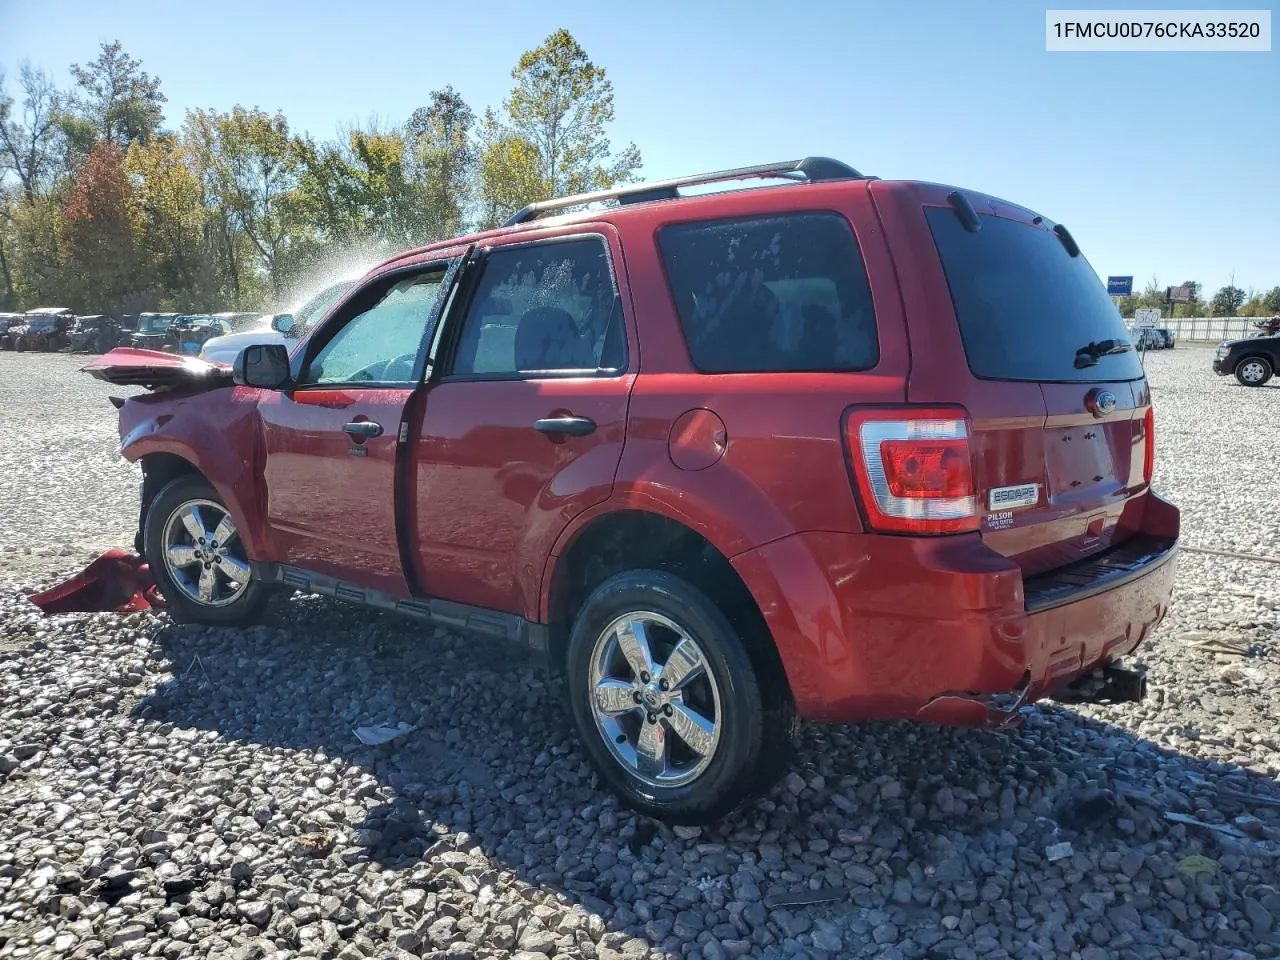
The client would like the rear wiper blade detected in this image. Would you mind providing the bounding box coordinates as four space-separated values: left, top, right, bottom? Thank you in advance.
1074 338 1132 369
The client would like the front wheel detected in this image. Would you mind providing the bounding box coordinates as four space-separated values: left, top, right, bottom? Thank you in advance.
144 475 271 625
1235 356 1273 387
565 569 791 824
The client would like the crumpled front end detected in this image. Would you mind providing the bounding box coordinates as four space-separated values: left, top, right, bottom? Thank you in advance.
27 349 243 616
82 347 232 390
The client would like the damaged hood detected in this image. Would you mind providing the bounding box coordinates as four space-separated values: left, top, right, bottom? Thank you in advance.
83 347 234 391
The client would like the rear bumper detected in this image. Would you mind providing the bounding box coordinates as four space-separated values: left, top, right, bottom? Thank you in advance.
731 492 1180 726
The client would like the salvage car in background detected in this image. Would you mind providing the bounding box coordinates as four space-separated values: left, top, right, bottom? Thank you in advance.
82 156 1179 824
128 312 180 351
65 315 123 353
198 278 358 365
11 307 73 351
0 313 23 350
1129 326 1165 351
167 315 232 355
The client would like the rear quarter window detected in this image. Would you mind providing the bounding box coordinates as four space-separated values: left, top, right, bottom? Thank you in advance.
925 208 1145 382
657 212 879 373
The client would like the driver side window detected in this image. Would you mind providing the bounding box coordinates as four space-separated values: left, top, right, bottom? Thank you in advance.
299 270 445 386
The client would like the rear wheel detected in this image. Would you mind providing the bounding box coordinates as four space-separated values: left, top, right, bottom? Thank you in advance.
565 569 791 824
1235 356 1273 387
144 475 271 625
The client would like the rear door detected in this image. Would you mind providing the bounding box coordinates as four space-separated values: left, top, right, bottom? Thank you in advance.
408 229 634 619
879 183 1152 576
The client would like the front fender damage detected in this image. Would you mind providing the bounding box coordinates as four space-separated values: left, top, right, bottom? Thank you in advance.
31 349 242 615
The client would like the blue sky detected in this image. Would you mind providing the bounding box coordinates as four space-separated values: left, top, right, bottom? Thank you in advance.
2 0 1276 294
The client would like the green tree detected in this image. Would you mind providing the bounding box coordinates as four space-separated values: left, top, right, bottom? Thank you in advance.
64 41 166 156
126 135 216 306
0 186 17 307
476 112 545 229
1262 286 1280 313
1210 284 1246 316
478 29 641 226
8 189 70 307
186 107 304 294
406 87 476 240
0 65 63 201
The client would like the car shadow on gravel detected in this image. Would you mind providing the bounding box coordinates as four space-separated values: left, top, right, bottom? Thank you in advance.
128 593 1280 956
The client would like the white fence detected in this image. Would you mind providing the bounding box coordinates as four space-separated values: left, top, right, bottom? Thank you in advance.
1137 317 1266 342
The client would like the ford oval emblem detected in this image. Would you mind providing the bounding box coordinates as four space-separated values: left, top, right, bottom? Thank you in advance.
1090 389 1118 417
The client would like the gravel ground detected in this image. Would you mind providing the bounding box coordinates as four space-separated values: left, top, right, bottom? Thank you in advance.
0 346 1277 960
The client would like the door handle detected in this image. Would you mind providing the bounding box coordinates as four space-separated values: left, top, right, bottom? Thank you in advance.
534 416 596 437
343 420 383 439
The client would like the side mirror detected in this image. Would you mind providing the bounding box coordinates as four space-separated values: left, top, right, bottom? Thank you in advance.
270 313 295 335
233 343 292 389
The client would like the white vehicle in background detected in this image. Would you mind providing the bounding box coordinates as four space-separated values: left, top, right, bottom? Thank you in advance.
198 279 357 366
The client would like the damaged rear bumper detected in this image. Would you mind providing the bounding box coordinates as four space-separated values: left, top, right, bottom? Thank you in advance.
731 492 1180 727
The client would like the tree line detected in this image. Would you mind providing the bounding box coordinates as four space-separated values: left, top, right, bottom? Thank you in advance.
1117 279 1279 320
0 30 641 314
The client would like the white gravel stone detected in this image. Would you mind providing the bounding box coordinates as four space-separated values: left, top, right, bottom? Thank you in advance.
0 346 1278 960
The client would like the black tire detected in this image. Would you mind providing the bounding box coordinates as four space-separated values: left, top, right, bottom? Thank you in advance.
144 474 271 625
565 569 792 824
1235 356 1273 387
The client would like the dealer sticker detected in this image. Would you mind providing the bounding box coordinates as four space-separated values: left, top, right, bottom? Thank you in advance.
988 483 1041 512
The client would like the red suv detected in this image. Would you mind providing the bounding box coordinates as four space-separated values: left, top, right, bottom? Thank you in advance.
88 157 1180 824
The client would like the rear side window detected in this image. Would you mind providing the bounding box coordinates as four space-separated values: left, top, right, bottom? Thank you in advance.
450 237 625 377
657 212 879 373
925 208 1144 382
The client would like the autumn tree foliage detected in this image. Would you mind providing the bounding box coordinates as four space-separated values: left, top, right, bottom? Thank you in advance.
0 32 642 312
62 141 143 310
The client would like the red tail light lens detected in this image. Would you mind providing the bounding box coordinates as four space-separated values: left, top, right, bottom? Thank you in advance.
879 439 974 500
845 408 978 534
1143 407 1155 483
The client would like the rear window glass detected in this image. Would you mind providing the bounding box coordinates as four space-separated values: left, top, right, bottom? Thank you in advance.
925 208 1144 382
657 212 879 373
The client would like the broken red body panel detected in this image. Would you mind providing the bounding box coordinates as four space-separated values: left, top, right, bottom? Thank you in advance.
28 548 163 614
28 349 235 614
83 347 232 389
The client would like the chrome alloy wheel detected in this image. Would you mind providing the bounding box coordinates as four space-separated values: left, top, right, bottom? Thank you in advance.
1239 359 1269 383
161 499 252 607
588 611 722 788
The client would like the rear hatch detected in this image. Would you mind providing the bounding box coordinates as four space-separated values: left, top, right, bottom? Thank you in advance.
877 183 1152 577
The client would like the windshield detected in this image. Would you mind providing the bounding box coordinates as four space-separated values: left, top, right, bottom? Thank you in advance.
137 316 171 333
292 280 356 332
925 208 1144 383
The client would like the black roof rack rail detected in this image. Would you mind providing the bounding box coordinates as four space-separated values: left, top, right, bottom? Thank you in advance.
502 156 867 227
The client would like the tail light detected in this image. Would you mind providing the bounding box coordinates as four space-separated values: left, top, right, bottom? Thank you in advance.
1143 406 1155 483
845 407 978 534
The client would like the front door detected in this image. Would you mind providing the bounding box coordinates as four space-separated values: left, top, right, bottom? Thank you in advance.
258 259 455 595
410 230 636 618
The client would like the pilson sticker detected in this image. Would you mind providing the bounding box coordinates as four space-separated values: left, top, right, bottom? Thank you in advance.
987 510 1015 531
